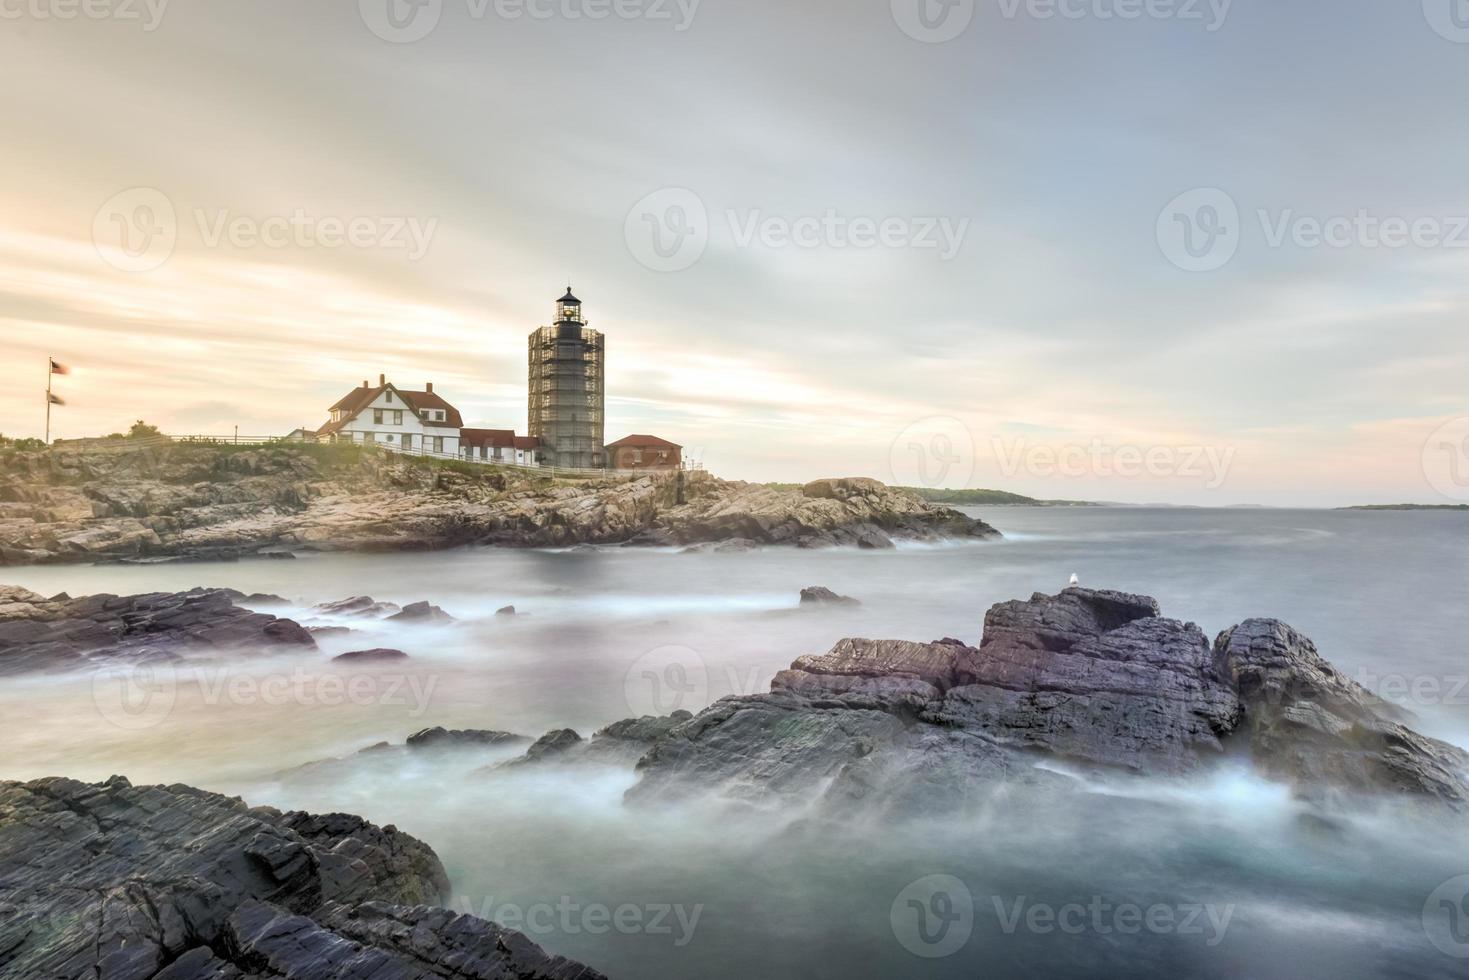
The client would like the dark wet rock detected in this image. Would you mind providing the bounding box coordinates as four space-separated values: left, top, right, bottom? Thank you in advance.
331 647 409 664
799 586 861 607
1216 618 1469 805
524 728 583 760
484 714 693 772
0 775 606 979
0 586 315 677
495 604 517 616
406 726 528 750
314 595 401 618
623 587 1468 811
308 625 354 638
219 588 291 607
386 600 454 623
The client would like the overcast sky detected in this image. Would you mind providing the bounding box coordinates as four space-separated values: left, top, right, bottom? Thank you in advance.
2 0 1467 506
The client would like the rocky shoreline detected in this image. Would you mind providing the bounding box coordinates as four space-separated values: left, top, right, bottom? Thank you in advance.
3 584 1467 976
0 443 998 565
0 775 606 979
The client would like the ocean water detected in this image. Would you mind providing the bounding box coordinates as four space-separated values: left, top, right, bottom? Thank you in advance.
3 506 1468 978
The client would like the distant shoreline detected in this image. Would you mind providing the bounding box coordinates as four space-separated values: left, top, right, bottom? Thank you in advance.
1339 503 1469 511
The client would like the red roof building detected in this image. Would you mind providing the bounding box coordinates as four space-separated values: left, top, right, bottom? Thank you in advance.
605 434 682 471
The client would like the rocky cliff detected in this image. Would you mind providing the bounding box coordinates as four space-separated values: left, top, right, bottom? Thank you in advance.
0 775 606 979
0 442 998 564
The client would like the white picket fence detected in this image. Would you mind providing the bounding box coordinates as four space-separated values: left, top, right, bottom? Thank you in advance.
158 433 700 481
47 433 701 481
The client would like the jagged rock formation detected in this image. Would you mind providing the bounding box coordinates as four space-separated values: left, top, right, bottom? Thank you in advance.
0 775 606 979
0 443 997 565
1216 619 1469 803
619 589 1469 811
0 586 314 677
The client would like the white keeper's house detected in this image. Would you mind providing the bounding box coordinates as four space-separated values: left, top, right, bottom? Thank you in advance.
316 375 464 456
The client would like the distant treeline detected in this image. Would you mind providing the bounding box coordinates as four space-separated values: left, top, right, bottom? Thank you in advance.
763 482 1092 506
1343 504 1469 511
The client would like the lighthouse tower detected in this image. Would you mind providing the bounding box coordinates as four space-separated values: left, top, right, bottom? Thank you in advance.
527 287 605 468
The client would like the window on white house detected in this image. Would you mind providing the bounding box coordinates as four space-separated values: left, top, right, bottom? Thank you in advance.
393 410 402 425
363 432 375 443
373 410 384 424
384 433 395 443
433 437 443 453
385 391 393 403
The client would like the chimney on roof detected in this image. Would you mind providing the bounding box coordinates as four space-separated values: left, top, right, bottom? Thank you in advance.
426 382 434 394
379 373 386 386
362 379 368 388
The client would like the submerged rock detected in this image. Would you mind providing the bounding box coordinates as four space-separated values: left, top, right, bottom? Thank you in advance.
0 587 314 677
331 647 410 663
314 595 401 618
387 600 454 623
0 775 607 979
799 586 861 607
406 726 527 750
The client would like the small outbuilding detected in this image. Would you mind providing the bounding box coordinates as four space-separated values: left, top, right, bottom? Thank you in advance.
605 434 682 471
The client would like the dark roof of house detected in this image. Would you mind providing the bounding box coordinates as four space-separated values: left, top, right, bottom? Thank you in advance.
460 428 517 449
605 434 682 451
513 435 539 450
397 390 463 428
321 382 463 433
329 384 381 414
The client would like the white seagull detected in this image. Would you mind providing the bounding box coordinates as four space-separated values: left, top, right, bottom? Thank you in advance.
1068 573 1080 588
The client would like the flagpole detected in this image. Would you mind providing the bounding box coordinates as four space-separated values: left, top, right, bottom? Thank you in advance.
45 355 52 446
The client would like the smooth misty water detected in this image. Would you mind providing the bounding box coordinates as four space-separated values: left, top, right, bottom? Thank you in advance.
4 507 1468 979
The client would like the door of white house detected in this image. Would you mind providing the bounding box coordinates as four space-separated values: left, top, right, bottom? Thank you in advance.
403 434 413 451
